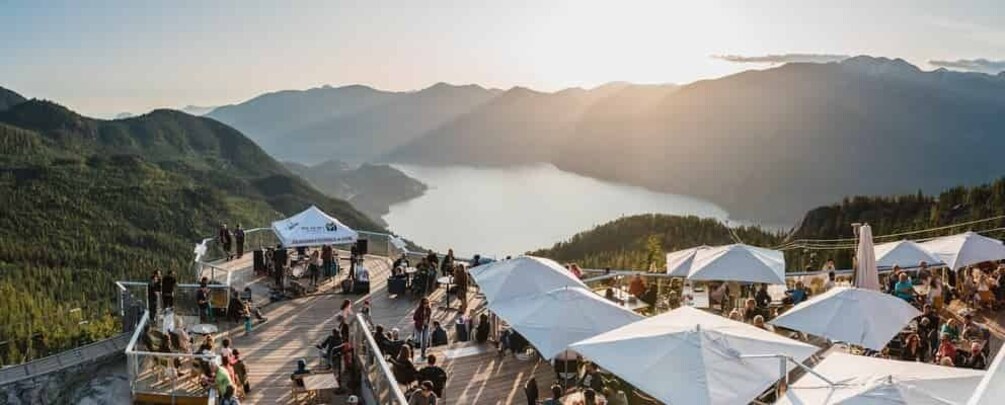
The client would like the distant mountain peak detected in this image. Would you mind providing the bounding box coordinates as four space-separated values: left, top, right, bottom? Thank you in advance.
839 55 921 75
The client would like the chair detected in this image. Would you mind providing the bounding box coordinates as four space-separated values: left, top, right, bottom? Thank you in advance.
290 374 315 403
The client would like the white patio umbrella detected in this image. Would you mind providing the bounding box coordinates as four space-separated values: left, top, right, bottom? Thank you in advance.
854 224 881 291
968 338 1005 405
570 306 818 405
686 244 786 284
769 287 920 351
921 231 1005 271
666 245 709 277
874 239 943 269
488 286 643 359
467 256 586 304
779 352 985 405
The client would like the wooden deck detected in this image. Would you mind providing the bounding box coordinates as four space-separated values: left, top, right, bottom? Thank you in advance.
213 253 557 404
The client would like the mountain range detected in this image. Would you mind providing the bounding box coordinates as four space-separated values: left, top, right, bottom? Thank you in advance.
0 86 378 364
208 56 1005 225
284 160 427 226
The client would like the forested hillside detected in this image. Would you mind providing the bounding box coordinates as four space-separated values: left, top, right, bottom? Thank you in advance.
0 91 379 365
532 179 1005 273
529 215 783 271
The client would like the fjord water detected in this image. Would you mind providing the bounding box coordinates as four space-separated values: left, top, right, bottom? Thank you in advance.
383 164 731 258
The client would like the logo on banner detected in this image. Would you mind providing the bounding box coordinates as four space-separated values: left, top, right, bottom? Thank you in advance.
286 221 299 231
325 221 338 232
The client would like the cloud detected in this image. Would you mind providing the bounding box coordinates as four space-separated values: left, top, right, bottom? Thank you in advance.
928 58 1005 73
712 53 850 64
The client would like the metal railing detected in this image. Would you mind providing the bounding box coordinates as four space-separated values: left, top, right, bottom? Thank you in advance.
351 313 409 404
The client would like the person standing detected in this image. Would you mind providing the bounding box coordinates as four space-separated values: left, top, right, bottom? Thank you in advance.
453 264 469 313
426 250 439 270
147 270 162 315
321 244 334 280
162 269 177 310
440 249 455 277
197 277 211 322
273 245 287 289
308 251 321 288
234 224 246 259
413 298 433 358
219 223 233 261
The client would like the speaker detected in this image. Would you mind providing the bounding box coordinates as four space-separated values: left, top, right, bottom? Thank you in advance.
355 239 369 255
253 250 265 273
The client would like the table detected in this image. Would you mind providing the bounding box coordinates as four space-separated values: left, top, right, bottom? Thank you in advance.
188 324 218 336
561 391 607 405
683 284 710 309
438 276 455 309
605 288 650 312
301 373 339 401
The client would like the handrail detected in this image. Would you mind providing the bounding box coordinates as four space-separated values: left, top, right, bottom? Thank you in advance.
123 310 150 354
0 332 131 386
355 313 409 404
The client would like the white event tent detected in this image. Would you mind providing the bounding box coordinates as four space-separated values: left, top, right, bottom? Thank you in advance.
921 231 1005 271
570 306 817 405
685 244 786 284
778 352 984 405
874 239 943 269
489 286 643 360
468 256 586 304
270 205 359 247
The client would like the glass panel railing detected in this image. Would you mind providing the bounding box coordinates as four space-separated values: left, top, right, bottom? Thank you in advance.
351 313 408 404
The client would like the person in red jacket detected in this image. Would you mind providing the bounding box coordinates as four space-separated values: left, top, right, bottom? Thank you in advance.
413 298 433 358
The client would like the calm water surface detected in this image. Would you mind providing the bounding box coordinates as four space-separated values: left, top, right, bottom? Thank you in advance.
383 164 733 258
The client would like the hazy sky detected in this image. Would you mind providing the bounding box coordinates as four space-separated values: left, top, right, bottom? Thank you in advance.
2 0 1004 117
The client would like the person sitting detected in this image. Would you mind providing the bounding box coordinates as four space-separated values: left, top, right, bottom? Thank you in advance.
894 273 915 302
752 315 773 332
416 354 448 398
961 314 986 341
742 298 758 322
408 380 438 405
963 342 988 369
727 309 743 321
936 334 957 364
900 333 924 362
290 359 311 387
785 282 808 305
393 254 410 272
628 274 646 298
430 321 449 347
542 383 563 405
941 319 961 341
641 284 658 306
389 345 418 387
220 385 240 405
475 313 491 344
316 328 345 371
579 363 605 393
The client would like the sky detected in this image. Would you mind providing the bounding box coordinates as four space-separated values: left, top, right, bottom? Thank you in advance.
2 0 1004 117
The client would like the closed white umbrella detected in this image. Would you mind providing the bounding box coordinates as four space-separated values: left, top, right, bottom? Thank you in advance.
854 224 881 291
779 352 984 405
921 231 1005 271
489 286 643 359
468 256 586 304
570 306 817 405
874 239 943 269
769 287 920 351
687 244 786 284
666 246 709 277
968 337 1005 405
